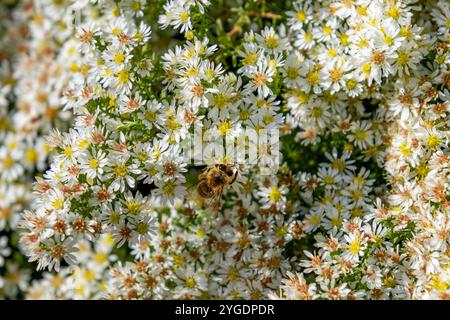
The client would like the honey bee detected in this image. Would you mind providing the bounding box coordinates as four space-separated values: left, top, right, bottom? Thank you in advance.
194 164 239 209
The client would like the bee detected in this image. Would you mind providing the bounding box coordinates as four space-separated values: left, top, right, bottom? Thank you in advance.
194 164 239 209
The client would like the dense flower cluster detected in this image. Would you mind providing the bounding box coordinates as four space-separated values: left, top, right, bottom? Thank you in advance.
272 0 450 300
0 0 113 298
25 234 114 299
0 0 449 300
0 0 72 297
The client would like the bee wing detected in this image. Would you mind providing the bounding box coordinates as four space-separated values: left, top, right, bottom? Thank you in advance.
204 196 222 211
186 182 222 211
186 182 202 205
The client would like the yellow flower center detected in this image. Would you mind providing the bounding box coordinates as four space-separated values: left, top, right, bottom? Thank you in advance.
323 176 334 185
269 187 282 202
114 164 128 177
332 159 346 171
131 1 140 11
357 6 367 16
64 146 73 158
243 53 258 65
265 35 279 49
126 200 141 214
304 32 312 42
213 93 228 109
180 11 189 24
89 158 99 169
95 252 108 264
307 71 319 84
286 67 299 79
218 120 231 136
416 162 429 180
253 72 267 86
25 148 38 163
323 26 332 35
347 237 361 255
346 79 357 90
354 129 368 140
329 68 343 82
387 6 400 19
114 53 125 64
109 211 120 225
136 222 149 234
397 51 409 66
384 36 393 46
52 198 64 210
296 11 306 22
2 154 14 169
117 70 130 84
331 216 342 227
145 111 157 122
427 135 441 150
185 277 196 288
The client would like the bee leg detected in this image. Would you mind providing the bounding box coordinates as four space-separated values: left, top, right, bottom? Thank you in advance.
229 170 238 184
213 199 221 210
215 186 224 197
198 180 214 198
